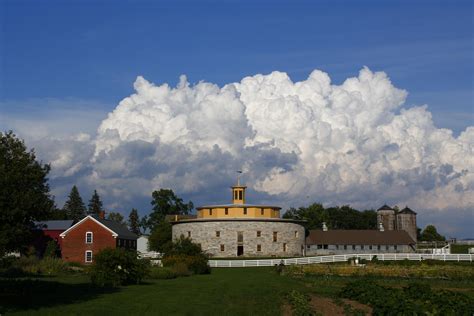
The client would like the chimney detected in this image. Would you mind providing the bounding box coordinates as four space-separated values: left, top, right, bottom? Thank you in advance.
379 222 384 232
99 211 105 220
322 222 328 232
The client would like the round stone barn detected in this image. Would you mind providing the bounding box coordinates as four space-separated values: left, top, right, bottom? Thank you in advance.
172 183 306 257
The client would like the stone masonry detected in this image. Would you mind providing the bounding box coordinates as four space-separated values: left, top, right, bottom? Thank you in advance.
172 219 305 257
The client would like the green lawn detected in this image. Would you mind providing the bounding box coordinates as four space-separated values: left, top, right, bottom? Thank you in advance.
2 265 473 315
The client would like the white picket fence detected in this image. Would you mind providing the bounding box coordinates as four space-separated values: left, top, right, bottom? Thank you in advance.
206 253 474 268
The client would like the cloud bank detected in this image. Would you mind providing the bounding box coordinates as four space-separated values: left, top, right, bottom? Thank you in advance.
24 68 474 237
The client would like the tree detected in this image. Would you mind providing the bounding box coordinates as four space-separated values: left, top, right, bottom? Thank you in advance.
63 185 86 221
148 220 172 253
0 131 55 256
128 208 141 235
144 189 193 231
107 212 125 225
87 190 104 215
420 225 445 242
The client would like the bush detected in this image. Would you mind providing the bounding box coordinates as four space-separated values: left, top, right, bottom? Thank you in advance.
89 248 150 287
43 240 60 258
286 290 313 316
148 266 177 279
161 236 211 275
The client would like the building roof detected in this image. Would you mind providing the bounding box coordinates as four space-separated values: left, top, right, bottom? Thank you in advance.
377 204 394 211
59 215 137 240
196 203 281 210
91 215 138 239
33 220 74 231
172 218 306 225
399 207 417 215
306 229 415 245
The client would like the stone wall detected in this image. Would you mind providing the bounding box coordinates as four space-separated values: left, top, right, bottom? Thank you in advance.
172 220 305 257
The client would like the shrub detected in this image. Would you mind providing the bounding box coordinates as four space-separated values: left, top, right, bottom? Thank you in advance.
148 267 177 279
89 248 150 287
286 290 314 316
161 236 211 275
43 240 60 258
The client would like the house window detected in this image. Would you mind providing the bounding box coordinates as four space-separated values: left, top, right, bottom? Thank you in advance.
377 245 381 251
261 208 264 215
336 245 339 250
273 232 278 242
352 245 356 250
394 245 398 250
344 245 347 250
361 245 365 250
385 245 389 250
216 231 220 237
187 231 191 238
209 209 213 216
220 244 225 251
369 245 373 250
85 232 93 244
283 243 287 252
85 251 93 263
257 244 261 251
243 208 247 215
294 231 298 238
323 244 328 249
225 208 228 215
257 231 261 237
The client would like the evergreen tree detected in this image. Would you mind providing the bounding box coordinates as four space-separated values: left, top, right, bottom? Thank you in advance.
0 131 55 256
107 212 125 225
88 189 104 215
128 208 141 235
63 185 86 221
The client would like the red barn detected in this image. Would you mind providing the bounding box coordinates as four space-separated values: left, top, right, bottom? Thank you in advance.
33 220 74 256
59 214 137 264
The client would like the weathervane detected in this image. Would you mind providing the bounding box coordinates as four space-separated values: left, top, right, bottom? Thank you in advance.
237 170 243 186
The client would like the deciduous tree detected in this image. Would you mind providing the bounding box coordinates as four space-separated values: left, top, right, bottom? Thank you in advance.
0 131 55 255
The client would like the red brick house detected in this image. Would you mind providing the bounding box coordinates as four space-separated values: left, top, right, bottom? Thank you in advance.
59 214 137 264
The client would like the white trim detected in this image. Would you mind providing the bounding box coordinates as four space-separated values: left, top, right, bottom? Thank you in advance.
59 215 118 238
85 231 93 244
85 250 93 263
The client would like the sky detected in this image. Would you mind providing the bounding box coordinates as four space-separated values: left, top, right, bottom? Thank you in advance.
1 0 473 238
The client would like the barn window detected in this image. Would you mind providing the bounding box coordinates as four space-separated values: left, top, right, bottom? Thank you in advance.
85 251 93 263
187 231 191 238
283 243 287 252
243 208 247 215
256 231 261 237
216 231 220 237
352 245 356 250
273 232 278 242
225 208 228 215
209 209 213 216
85 232 93 244
361 245 365 250
257 244 261 251
220 244 225 251
294 231 298 238
238 190 243 200
260 208 264 215
394 245 398 250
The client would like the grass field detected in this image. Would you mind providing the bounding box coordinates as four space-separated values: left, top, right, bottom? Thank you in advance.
2 264 473 315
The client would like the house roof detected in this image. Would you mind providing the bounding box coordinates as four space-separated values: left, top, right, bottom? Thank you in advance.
90 215 138 239
399 207 417 215
306 229 415 245
377 204 394 211
34 220 74 231
59 215 137 240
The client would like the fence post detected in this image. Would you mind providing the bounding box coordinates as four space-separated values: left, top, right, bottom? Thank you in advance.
457 254 460 262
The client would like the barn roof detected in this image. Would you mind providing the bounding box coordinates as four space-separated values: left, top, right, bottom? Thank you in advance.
34 220 74 231
306 229 415 245
377 204 394 211
399 207 417 215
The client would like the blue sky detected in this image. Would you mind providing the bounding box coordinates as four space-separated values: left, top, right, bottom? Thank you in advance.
1 0 472 133
1 0 473 237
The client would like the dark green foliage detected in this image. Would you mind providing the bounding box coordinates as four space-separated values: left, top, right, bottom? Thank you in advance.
87 190 103 215
0 131 55 256
283 203 377 230
143 189 193 231
161 236 210 275
148 220 172 253
63 185 86 221
107 212 125 224
43 240 60 258
340 280 474 315
451 244 471 254
420 224 446 241
148 266 177 279
89 248 150 287
128 208 141 236
286 290 314 316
